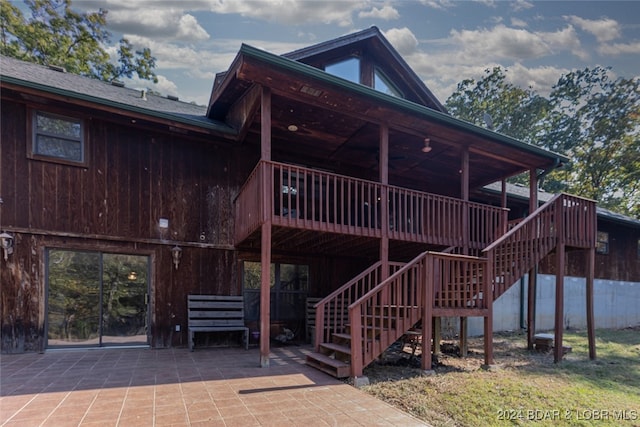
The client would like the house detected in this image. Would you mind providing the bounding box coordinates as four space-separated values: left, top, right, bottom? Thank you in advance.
0 27 597 379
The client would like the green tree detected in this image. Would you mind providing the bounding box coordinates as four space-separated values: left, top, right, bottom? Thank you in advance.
0 0 157 83
445 67 551 144
543 67 639 216
445 66 640 218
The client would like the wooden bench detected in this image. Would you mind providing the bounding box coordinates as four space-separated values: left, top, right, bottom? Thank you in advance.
187 295 249 351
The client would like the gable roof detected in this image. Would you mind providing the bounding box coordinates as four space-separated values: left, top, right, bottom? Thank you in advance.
282 26 446 112
0 55 233 135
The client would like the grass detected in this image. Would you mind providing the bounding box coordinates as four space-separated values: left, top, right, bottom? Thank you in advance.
362 328 640 426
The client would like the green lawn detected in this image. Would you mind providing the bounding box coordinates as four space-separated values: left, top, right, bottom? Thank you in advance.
362 328 640 426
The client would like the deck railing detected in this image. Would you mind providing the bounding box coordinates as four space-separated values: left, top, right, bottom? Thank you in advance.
313 261 404 349
235 160 508 247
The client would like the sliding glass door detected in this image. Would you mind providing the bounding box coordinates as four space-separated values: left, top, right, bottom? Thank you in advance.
46 249 149 348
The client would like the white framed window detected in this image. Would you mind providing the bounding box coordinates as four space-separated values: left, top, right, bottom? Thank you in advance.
29 110 86 165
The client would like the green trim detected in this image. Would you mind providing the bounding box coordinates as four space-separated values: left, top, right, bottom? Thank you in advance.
239 43 570 165
1 75 236 135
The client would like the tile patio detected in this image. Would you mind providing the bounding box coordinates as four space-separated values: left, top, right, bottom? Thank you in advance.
0 345 428 426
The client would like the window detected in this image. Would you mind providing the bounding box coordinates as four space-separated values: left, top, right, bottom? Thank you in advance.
596 231 609 254
325 57 360 84
30 111 85 165
374 68 402 98
243 261 309 325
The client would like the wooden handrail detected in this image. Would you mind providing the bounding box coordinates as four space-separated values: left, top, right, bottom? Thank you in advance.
313 261 404 350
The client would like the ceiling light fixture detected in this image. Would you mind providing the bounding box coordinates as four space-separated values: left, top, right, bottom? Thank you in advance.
422 137 432 153
287 124 298 132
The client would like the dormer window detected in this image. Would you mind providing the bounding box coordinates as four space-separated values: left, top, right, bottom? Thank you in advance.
325 57 360 84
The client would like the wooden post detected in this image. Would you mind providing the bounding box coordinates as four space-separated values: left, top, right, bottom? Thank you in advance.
586 247 596 359
422 256 433 371
259 86 272 368
484 257 494 366
527 168 538 350
527 268 537 350
432 317 441 355
459 317 468 357
554 199 565 363
459 147 469 356
379 123 389 280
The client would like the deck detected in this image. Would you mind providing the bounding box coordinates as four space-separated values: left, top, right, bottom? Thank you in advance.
235 160 508 254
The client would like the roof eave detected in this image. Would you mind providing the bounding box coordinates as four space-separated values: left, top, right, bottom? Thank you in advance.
237 43 569 167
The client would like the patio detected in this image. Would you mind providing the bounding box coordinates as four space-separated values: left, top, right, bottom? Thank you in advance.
0 345 428 426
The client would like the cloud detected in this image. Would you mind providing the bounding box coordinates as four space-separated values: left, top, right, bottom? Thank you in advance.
204 0 368 26
384 27 419 55
445 24 586 63
565 15 621 43
76 2 210 41
359 5 400 20
510 17 527 28
419 0 456 10
598 41 640 56
511 0 534 12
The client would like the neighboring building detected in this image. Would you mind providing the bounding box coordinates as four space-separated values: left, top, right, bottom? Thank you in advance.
1 27 598 377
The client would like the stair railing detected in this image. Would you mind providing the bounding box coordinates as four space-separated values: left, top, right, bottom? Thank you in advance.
483 193 596 300
314 261 403 349
349 251 427 377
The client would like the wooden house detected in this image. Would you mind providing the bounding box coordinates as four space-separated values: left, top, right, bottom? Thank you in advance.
0 27 596 379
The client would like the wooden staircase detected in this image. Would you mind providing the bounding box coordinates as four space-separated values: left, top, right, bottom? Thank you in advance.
306 193 596 378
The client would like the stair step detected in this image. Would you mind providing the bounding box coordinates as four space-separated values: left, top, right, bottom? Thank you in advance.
306 352 350 378
332 333 351 341
320 342 351 356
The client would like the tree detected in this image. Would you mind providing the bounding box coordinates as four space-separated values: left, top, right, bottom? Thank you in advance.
0 0 157 83
445 67 551 144
445 66 640 218
543 67 640 216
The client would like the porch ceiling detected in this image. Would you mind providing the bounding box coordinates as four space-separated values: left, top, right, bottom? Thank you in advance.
210 45 567 196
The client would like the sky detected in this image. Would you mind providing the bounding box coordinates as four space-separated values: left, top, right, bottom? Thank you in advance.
69 0 640 106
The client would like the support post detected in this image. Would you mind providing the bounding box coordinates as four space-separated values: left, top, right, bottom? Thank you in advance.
459 317 468 357
422 256 434 371
586 247 596 359
432 317 441 355
527 168 539 350
527 268 537 350
379 123 389 279
554 196 565 363
259 86 272 368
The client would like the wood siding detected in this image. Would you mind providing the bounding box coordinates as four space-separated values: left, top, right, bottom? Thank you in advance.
0 99 251 352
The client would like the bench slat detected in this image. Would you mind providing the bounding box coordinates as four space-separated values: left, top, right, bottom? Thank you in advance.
187 295 248 351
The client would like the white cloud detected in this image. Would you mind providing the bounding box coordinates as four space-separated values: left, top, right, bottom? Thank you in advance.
449 25 551 60
511 0 534 12
565 15 621 43
511 17 527 28
598 41 640 56
204 0 368 26
384 27 419 55
506 63 568 96
126 74 179 97
359 5 400 20
419 0 456 11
